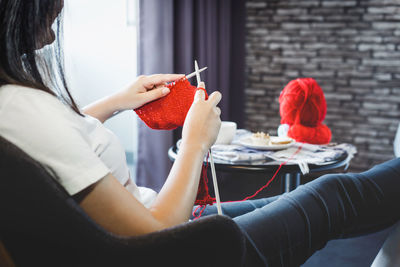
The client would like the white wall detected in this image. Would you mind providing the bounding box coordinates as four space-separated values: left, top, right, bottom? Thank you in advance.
64 0 138 176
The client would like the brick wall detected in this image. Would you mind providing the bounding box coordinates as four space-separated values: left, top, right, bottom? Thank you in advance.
245 0 400 171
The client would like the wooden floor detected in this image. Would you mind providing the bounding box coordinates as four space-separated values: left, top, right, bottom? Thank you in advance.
0 241 15 267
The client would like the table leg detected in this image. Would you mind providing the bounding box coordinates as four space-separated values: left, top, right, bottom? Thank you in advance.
281 172 301 193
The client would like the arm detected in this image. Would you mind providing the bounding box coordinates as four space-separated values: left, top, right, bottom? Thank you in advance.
78 83 222 236
82 92 125 123
79 144 205 236
83 74 184 123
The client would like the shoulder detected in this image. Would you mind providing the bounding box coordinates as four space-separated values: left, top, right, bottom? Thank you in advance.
0 84 73 115
0 84 84 131
0 84 87 149
0 85 109 195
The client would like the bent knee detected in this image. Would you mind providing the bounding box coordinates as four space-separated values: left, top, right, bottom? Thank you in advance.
306 172 357 190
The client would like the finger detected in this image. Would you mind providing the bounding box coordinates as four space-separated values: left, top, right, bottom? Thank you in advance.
194 88 205 101
150 84 163 90
198 81 205 89
214 107 221 116
208 91 222 106
143 74 185 89
139 87 170 104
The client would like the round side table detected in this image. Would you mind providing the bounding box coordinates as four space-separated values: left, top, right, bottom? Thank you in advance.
168 145 351 194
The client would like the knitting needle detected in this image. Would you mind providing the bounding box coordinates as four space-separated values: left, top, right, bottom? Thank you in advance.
209 151 223 215
110 68 208 119
194 60 201 85
194 60 223 216
186 67 207 79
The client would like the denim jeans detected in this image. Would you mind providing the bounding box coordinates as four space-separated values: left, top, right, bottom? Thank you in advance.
193 158 400 266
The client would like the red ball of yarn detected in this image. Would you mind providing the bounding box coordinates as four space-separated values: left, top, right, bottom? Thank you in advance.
288 124 331 145
279 78 327 127
135 78 208 130
279 78 331 144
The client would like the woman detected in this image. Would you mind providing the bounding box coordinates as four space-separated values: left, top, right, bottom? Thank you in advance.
1 1 399 266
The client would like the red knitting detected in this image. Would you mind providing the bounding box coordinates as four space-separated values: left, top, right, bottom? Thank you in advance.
279 78 331 144
135 78 207 130
195 155 216 205
135 78 211 205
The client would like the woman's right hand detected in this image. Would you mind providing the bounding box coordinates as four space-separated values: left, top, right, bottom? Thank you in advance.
181 82 222 154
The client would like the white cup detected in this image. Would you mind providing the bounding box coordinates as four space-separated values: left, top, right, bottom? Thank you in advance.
215 121 237 145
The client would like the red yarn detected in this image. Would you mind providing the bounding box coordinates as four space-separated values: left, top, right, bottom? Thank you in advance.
192 144 304 219
195 154 216 206
135 78 212 205
135 78 208 130
279 78 331 144
288 124 332 144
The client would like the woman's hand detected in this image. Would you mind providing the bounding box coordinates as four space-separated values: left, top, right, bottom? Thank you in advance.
83 73 184 123
116 74 185 111
181 82 222 154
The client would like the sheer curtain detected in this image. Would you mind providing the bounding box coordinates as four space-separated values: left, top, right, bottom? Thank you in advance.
136 0 246 191
65 0 138 176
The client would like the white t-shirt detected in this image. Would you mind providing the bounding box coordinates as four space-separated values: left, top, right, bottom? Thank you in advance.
0 84 157 207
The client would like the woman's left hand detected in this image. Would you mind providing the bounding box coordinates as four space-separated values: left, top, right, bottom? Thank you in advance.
116 74 185 110
83 74 184 123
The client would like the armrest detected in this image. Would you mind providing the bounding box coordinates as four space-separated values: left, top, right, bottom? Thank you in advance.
108 215 247 266
0 241 15 267
372 221 400 267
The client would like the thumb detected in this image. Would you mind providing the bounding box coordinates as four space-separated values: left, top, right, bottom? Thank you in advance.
141 87 170 104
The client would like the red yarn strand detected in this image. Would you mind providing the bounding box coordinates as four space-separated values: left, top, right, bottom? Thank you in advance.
224 144 303 203
194 154 215 206
192 144 304 219
192 205 201 218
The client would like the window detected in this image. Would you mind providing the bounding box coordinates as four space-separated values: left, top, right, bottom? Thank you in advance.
64 0 139 179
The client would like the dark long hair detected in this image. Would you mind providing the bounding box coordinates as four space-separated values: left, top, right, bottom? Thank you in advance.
0 0 81 114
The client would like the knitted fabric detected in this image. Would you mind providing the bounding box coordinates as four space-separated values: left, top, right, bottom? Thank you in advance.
134 78 211 205
135 78 207 130
279 78 331 144
196 155 216 206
